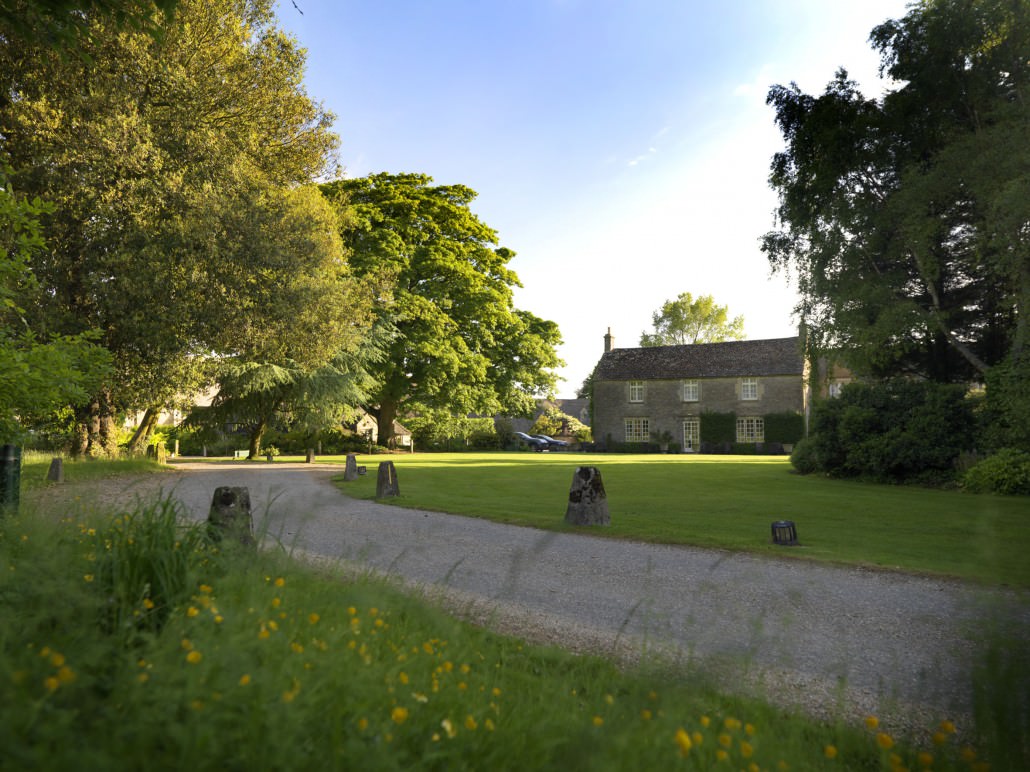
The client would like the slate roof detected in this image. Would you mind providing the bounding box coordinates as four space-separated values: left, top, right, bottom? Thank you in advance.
593 336 804 381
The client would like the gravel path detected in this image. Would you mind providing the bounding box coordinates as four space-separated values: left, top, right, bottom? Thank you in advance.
37 461 1030 734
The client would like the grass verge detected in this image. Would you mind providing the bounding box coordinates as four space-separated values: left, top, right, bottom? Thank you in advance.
320 452 1030 588
20 450 169 492
3 491 1020 771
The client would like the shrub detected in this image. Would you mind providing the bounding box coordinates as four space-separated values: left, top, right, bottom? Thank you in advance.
699 411 735 444
789 438 820 474
963 449 1030 496
803 380 975 484
763 411 804 444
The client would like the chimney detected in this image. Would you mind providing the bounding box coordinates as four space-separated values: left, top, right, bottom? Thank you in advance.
604 327 614 353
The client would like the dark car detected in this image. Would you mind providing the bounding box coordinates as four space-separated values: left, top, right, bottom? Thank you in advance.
531 433 569 450
513 431 548 451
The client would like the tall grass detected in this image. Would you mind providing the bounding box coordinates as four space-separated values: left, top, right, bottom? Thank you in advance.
1 492 1021 770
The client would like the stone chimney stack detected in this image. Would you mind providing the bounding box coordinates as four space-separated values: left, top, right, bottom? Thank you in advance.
604 327 614 353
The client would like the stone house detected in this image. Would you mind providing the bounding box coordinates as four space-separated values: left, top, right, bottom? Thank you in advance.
590 330 815 451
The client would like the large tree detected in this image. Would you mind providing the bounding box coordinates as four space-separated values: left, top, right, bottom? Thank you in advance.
639 292 745 347
763 0 1028 384
1 0 357 454
322 173 563 447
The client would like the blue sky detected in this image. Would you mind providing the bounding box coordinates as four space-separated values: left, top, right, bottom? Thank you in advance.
277 0 913 396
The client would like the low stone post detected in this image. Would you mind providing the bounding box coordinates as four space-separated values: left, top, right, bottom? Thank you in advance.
47 457 65 483
207 486 255 546
0 445 20 514
376 461 399 498
343 453 359 482
564 466 609 526
306 448 315 464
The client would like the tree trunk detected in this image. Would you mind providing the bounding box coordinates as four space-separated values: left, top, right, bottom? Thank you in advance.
248 416 267 460
377 398 399 447
126 406 160 455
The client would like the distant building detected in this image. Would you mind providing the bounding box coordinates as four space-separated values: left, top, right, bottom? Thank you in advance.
590 330 819 451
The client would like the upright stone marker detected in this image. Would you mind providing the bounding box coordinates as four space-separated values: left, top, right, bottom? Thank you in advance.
564 466 609 526
343 453 359 481
376 461 400 498
0 445 20 514
47 457 64 483
306 448 315 464
207 486 255 546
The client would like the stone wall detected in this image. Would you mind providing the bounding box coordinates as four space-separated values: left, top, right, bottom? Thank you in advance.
592 374 804 449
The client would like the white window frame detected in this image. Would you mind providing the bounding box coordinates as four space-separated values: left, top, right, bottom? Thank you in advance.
740 377 759 401
628 380 645 403
624 417 650 443
681 379 699 402
682 417 700 452
828 382 842 398
736 417 764 443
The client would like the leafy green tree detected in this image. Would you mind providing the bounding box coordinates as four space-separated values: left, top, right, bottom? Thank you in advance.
763 0 1028 383
322 173 563 447
0 169 110 442
639 293 745 347
1 0 353 454
530 407 590 443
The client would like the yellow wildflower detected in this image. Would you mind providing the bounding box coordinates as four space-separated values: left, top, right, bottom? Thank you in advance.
199 584 213 594
187 607 199 617
692 731 703 746
44 676 60 692
484 718 495 731
876 732 894 750
84 574 94 583
398 672 409 684
357 717 368 731
715 749 728 762
239 674 251 686
641 709 652 721
939 719 956 734
49 652 65 667
700 715 711 728
824 745 838 759
592 716 603 727
186 650 202 664
718 733 732 748
918 751 934 767
465 715 478 731
56 666 76 684
740 740 754 758
308 613 320 624
745 723 755 736
391 706 409 724
674 728 692 756
142 598 154 610
932 731 947 746
274 577 285 587
865 715 880 730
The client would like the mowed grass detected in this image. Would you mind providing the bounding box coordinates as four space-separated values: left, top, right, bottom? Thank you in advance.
326 452 1030 588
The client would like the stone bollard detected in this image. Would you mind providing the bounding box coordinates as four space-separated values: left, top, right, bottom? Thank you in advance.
343 453 359 481
306 448 315 464
564 466 609 526
376 461 400 498
0 445 20 514
207 486 255 546
47 457 64 483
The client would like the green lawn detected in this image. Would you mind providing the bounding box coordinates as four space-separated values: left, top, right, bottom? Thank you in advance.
324 452 1030 588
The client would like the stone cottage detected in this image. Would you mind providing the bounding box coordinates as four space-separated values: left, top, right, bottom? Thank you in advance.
590 330 811 451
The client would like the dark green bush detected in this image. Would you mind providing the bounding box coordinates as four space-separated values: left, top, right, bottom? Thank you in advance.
789 438 820 474
963 449 1030 496
699 411 735 444
763 411 804 444
802 380 975 484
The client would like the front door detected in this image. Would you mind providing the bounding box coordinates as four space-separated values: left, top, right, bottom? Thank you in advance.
682 417 699 452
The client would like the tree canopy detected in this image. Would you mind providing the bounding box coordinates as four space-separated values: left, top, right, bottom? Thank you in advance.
639 293 745 347
1 0 366 453
763 0 1028 383
322 173 563 446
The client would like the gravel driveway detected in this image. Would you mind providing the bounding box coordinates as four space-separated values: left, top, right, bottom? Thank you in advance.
48 461 1030 734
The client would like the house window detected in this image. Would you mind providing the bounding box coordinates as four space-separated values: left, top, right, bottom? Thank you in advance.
682 417 699 452
736 417 764 443
624 417 650 443
740 377 759 401
682 379 699 402
628 381 645 403
828 382 843 398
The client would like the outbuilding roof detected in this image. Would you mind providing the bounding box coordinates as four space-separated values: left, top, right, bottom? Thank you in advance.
593 336 804 381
